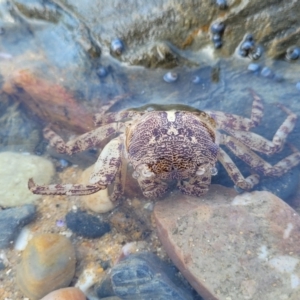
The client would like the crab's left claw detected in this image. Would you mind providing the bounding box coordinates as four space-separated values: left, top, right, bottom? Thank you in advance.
28 178 105 196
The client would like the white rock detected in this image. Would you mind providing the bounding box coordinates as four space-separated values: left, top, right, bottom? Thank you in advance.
0 152 54 206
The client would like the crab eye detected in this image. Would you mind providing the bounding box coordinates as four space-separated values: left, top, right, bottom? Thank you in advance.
132 171 139 179
136 164 155 178
196 167 206 176
142 168 155 178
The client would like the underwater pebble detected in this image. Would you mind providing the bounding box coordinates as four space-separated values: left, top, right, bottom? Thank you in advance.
163 71 178 83
111 38 124 55
96 66 108 78
247 63 260 72
0 204 36 249
296 82 300 91
210 22 225 34
216 0 227 9
286 46 300 61
95 253 194 299
260 66 273 78
240 40 254 52
80 165 115 213
66 210 110 238
210 22 225 49
40 287 86 300
16 233 76 300
0 152 54 207
14 226 33 251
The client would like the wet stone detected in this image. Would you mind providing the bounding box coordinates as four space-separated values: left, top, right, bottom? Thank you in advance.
16 233 76 300
95 252 194 300
247 63 260 73
0 204 36 248
154 185 300 300
0 152 55 207
40 287 86 300
66 210 110 238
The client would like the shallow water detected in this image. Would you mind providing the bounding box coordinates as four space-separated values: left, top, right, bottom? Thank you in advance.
1 0 300 299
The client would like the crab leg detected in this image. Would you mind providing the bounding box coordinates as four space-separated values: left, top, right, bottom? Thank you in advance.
220 134 300 177
219 104 297 155
29 137 123 196
206 89 264 131
43 122 123 155
94 110 144 126
177 169 211 196
218 148 260 190
137 178 168 199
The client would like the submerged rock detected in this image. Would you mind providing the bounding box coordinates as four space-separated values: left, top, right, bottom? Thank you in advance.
40 287 86 300
16 233 76 300
95 252 194 300
0 152 54 207
0 204 36 248
154 185 300 300
66 210 110 238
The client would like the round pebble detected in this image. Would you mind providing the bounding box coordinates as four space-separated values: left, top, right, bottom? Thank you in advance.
16 233 76 300
40 287 86 300
260 67 273 78
210 22 225 34
163 71 178 83
66 210 110 238
0 152 54 207
96 66 108 78
216 0 227 9
286 46 300 61
247 63 260 72
111 38 124 55
240 40 254 52
213 40 223 49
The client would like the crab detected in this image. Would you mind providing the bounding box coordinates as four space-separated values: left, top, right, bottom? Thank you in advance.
28 90 300 200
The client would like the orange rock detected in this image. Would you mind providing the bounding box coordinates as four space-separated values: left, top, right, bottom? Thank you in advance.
3 69 94 133
40 287 86 300
16 233 76 300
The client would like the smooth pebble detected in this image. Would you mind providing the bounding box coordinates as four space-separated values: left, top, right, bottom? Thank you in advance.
0 152 54 207
16 233 76 300
247 63 260 72
40 287 86 300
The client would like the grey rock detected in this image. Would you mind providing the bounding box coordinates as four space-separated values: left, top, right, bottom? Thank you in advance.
52 0 300 66
65 210 110 238
95 253 194 300
0 204 36 248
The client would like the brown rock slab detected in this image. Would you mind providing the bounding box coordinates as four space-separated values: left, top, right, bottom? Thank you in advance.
154 185 300 300
3 69 94 134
